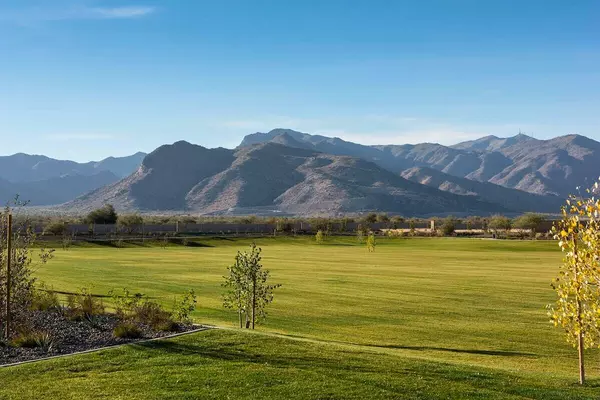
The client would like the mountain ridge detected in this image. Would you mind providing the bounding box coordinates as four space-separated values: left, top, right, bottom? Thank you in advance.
0 152 146 206
241 129 599 197
65 140 509 216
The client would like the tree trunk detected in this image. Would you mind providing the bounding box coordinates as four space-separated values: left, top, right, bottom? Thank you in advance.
578 330 585 385
251 274 257 330
573 235 585 385
238 309 243 329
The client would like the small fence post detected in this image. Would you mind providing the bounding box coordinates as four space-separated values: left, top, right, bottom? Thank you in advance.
4 213 12 339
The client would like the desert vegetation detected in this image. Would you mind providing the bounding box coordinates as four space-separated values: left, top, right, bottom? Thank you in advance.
0 202 198 365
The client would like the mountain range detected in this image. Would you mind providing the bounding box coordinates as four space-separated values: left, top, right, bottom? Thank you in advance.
241 129 599 198
2 129 598 216
0 152 146 206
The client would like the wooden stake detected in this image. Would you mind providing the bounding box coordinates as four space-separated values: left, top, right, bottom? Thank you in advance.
4 214 12 339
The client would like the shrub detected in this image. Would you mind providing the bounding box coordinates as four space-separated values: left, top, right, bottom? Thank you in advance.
113 323 142 339
67 288 105 320
109 288 145 319
31 284 61 312
154 319 179 332
11 331 54 351
133 300 174 330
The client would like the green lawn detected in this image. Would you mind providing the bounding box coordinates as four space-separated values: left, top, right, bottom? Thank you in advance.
1 236 598 398
0 329 597 400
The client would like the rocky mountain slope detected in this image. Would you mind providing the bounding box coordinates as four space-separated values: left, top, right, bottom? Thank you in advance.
242 129 599 197
400 166 563 213
67 141 508 216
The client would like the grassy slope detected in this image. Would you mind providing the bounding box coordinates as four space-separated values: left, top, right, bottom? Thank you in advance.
1 237 598 397
0 329 597 400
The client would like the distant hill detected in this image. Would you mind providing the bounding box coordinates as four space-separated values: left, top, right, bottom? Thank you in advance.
0 171 119 206
0 152 146 206
66 141 507 216
0 152 146 182
242 129 599 197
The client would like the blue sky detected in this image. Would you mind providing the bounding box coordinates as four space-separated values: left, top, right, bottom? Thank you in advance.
1 0 599 161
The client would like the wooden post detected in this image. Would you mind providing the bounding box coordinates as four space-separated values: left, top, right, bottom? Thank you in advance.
4 214 12 339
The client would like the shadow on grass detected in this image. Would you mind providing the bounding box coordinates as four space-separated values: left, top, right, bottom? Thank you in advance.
363 344 536 357
272 332 536 358
132 340 379 373
126 335 588 400
166 239 214 248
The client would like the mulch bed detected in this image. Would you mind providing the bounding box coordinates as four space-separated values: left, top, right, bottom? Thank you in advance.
0 310 197 366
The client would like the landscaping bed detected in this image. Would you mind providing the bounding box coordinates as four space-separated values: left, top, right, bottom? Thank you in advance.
0 309 198 366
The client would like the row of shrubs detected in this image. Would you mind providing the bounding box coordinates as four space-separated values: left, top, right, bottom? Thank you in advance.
7 285 197 349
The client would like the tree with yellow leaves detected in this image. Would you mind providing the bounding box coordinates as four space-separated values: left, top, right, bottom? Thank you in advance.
548 180 600 385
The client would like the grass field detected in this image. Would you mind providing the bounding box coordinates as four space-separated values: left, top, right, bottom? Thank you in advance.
1 236 598 398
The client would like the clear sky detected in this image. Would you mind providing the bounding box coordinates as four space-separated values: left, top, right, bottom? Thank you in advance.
1 0 599 161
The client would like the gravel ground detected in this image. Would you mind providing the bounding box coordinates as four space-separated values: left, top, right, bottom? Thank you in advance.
0 310 197 365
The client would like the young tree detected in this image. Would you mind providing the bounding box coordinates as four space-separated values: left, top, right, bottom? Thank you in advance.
0 201 54 339
548 182 600 385
315 230 324 244
222 244 280 329
366 232 376 252
356 224 367 243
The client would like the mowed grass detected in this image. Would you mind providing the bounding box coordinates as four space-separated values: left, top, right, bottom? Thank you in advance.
1 236 598 398
0 329 597 400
